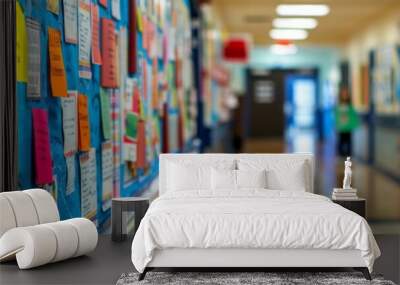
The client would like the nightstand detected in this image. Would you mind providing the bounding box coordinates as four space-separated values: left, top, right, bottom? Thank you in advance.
332 198 366 218
111 197 150 242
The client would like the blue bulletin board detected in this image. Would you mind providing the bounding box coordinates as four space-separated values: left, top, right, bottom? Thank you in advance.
16 0 195 230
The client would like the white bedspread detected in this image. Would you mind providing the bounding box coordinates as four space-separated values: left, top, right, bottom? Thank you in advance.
131 190 380 273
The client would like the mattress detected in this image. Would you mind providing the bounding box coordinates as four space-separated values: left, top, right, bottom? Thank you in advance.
131 190 380 273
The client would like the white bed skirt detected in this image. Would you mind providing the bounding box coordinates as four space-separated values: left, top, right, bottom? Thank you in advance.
148 248 366 268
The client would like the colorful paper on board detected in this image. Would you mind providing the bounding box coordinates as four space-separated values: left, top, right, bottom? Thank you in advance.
100 88 112 139
26 19 41 98
101 141 113 211
48 28 68 97
32 109 53 185
78 0 92 79
128 0 137 74
47 0 60 14
99 0 107 8
63 0 78 44
78 94 91 151
136 7 143 32
80 148 97 223
65 154 76 195
101 18 118 87
16 2 27 83
111 0 120 20
91 3 102 65
136 120 146 168
125 112 138 140
61 91 78 156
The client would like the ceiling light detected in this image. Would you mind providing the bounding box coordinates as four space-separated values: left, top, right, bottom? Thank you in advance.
276 5 330 16
269 29 308 40
270 44 298 55
273 18 318 29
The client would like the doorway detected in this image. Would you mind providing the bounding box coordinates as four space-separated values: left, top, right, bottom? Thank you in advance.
244 68 318 153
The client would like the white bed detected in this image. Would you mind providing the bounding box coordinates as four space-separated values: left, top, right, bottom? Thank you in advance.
131 154 380 280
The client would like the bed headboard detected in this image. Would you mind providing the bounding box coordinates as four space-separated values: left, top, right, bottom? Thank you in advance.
159 153 315 195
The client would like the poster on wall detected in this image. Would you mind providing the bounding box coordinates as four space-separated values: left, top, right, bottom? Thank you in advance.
32 109 53 185
61 91 78 156
80 148 97 223
78 0 92 79
63 0 78 44
48 28 68 97
26 19 41 99
101 141 113 211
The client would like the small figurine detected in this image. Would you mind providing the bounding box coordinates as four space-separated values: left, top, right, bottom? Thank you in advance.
343 157 352 189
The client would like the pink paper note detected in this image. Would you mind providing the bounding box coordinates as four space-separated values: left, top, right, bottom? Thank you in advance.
32 108 53 185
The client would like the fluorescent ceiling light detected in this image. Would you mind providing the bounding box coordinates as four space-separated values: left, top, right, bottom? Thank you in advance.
276 5 330 16
270 44 298 55
269 29 308 40
273 18 318 29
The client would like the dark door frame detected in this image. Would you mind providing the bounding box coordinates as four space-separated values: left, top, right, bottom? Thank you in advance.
0 0 18 191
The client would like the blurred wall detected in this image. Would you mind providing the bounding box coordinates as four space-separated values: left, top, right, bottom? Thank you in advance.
344 7 400 179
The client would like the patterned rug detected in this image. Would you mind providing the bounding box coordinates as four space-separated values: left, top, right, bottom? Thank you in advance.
116 271 396 285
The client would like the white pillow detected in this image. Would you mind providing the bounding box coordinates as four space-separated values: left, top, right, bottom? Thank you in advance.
211 169 267 191
211 168 236 190
167 162 211 191
236 169 267 189
238 159 308 191
266 168 306 191
165 159 236 193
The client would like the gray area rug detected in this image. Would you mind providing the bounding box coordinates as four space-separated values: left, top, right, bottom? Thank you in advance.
116 271 396 285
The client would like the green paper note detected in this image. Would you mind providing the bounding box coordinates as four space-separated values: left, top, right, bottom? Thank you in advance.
99 88 112 140
126 112 138 140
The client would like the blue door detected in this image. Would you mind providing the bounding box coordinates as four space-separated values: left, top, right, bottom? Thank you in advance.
285 74 318 153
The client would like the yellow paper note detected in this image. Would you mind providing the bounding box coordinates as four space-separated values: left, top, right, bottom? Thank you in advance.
136 7 143 32
16 2 27 82
47 0 60 14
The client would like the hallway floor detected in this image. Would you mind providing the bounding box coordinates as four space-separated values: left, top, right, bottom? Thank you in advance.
242 134 400 234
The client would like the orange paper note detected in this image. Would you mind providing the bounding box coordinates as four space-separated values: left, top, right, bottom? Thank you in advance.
48 28 68 97
91 3 101 65
78 94 91 151
101 18 118 88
